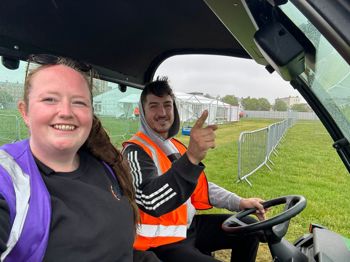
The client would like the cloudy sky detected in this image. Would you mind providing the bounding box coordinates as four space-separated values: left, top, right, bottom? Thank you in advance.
155 55 304 103
1 55 304 104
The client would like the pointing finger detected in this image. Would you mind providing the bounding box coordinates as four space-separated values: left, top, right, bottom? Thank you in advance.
193 110 208 129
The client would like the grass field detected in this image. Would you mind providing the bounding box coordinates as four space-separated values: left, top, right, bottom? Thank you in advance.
176 119 350 261
1 112 349 261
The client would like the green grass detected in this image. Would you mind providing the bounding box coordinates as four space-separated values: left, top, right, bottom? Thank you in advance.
180 119 350 260
178 119 350 243
99 116 139 145
0 109 26 143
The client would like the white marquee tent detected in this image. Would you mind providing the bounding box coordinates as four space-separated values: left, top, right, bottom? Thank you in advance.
93 87 141 117
94 89 239 124
174 92 239 124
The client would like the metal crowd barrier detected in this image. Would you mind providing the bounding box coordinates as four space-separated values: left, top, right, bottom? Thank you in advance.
237 118 296 186
0 114 21 144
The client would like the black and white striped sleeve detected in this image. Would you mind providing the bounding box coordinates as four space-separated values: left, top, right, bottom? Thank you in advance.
0 196 10 255
123 144 204 217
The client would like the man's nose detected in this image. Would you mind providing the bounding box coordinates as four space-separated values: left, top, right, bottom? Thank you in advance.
157 106 167 116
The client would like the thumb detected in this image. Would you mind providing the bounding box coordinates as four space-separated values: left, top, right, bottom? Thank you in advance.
193 110 208 129
207 124 218 131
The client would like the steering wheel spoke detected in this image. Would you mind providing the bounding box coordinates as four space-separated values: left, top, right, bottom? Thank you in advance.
226 215 249 227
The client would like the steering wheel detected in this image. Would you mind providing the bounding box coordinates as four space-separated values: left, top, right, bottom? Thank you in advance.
222 195 306 237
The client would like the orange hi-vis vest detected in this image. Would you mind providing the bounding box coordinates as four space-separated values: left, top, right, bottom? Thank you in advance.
124 131 212 250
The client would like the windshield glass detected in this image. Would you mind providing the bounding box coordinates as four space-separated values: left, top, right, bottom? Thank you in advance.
281 3 350 140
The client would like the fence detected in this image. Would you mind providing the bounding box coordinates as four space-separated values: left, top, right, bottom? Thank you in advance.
0 113 138 147
103 118 140 147
237 118 296 186
0 114 22 144
244 110 318 120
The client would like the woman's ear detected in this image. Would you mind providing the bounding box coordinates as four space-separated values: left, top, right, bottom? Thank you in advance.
18 100 29 127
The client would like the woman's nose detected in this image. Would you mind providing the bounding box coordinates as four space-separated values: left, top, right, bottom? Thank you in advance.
58 101 73 118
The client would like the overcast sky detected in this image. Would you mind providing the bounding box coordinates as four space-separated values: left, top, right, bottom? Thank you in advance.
155 55 304 104
1 55 305 104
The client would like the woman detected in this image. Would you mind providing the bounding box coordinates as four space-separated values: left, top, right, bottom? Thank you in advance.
0 56 138 261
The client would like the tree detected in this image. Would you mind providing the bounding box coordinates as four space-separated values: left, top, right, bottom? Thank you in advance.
0 90 13 104
222 95 238 106
240 97 249 109
241 97 270 111
291 103 309 112
257 98 271 111
273 100 288 111
242 97 258 110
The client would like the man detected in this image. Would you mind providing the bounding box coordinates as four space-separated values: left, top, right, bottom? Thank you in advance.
123 77 266 262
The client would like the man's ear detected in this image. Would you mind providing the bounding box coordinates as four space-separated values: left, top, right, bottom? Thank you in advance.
18 101 29 127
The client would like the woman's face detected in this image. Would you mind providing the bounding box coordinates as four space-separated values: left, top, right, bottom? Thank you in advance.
19 64 93 156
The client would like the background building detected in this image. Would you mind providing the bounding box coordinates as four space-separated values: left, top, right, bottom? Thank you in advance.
275 96 301 108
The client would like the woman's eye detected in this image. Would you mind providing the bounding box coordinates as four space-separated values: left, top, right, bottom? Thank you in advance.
42 97 56 103
73 101 88 106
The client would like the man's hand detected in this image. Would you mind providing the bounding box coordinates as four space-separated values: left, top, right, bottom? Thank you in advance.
186 110 218 165
239 198 266 221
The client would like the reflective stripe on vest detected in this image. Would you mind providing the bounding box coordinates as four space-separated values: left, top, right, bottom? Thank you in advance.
137 224 187 238
0 149 30 261
129 135 162 176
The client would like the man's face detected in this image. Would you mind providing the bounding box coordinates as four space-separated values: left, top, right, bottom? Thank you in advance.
143 94 174 138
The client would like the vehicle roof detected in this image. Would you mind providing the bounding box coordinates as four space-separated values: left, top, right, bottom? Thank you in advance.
0 0 254 88
1 0 350 169
1 1 349 86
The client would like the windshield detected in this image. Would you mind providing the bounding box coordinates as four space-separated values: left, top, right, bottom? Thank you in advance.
281 3 350 141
